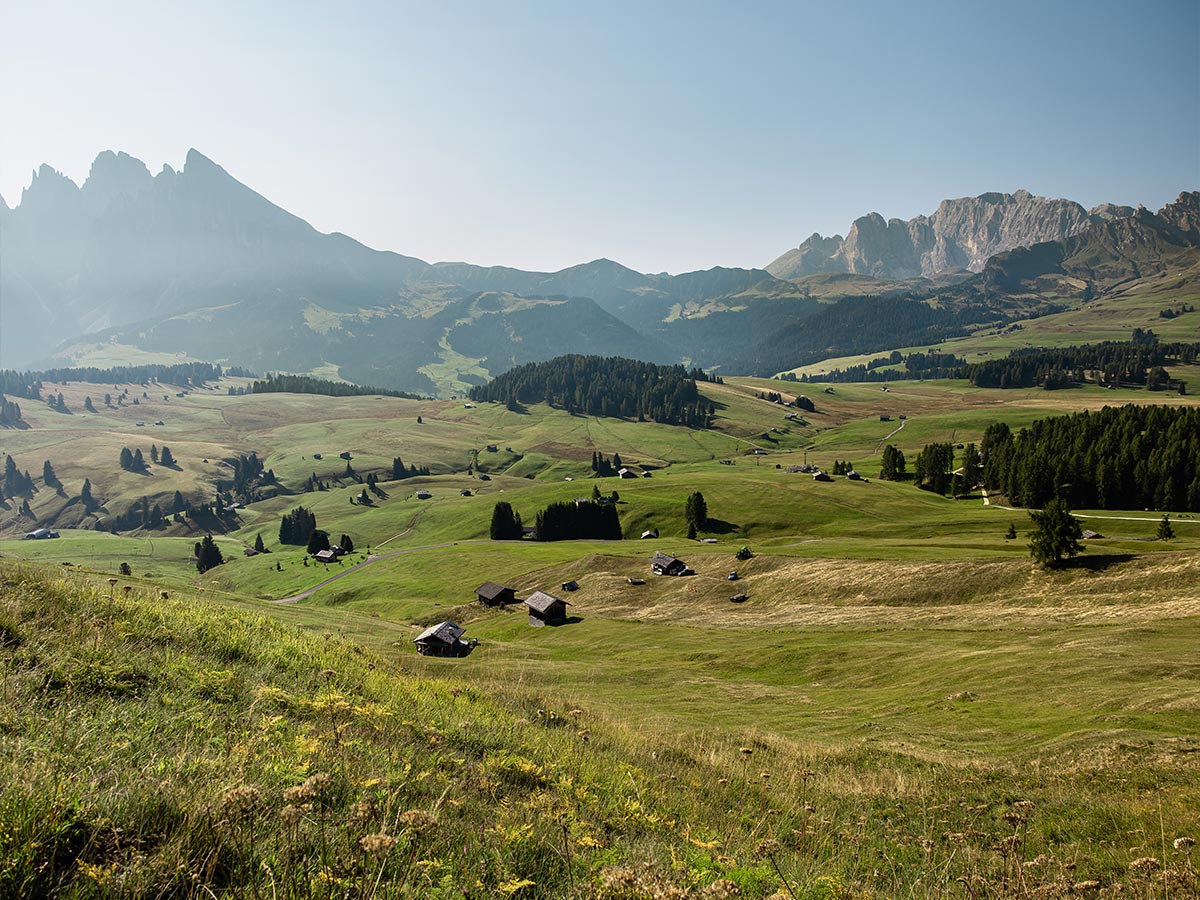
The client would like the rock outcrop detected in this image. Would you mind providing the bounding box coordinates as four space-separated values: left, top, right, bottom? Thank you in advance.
767 190 1126 280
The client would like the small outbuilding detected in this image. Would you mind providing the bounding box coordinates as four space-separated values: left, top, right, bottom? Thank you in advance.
415 489 432 500
413 621 470 657
475 582 516 606
525 591 570 627
812 471 832 482
651 552 688 576
23 528 59 540
617 467 638 479
640 528 659 539
313 549 337 563
460 488 472 496
560 580 579 592
847 470 862 481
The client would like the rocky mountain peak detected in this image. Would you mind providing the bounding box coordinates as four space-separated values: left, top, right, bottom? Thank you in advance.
767 190 1121 281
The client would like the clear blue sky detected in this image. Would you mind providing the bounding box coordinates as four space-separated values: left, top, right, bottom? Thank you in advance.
2 0 1196 273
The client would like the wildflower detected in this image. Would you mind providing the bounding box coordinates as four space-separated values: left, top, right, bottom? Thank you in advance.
280 804 304 827
397 809 438 833
346 798 377 830
702 878 741 899
1072 881 1101 897
1175 836 1196 851
359 833 397 856
753 838 781 859
1129 857 1160 876
221 785 263 821
738 747 753 755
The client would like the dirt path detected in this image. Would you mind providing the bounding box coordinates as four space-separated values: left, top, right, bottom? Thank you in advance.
874 418 906 454
983 490 1197 524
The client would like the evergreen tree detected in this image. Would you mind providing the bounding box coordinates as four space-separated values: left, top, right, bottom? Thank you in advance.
1006 523 1017 540
591 484 601 501
1028 498 1084 568
685 491 709 532
490 501 523 540
120 447 134 470
84 396 96 413
159 446 176 466
880 445 906 481
42 460 60 488
172 490 186 513
196 535 224 574
104 393 112 406
151 445 159 464
279 506 317 545
306 529 331 555
254 533 267 553
1157 514 1175 541
132 448 145 470
80 478 94 509
340 534 354 552
961 443 982 490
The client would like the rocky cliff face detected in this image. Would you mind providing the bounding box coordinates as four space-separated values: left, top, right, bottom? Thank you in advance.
767 190 1121 280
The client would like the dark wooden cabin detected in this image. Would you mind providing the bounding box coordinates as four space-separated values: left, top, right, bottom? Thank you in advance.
474 581 516 607
651 552 688 576
525 590 570 627
413 621 469 657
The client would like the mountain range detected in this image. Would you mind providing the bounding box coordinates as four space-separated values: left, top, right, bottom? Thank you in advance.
1 149 1195 393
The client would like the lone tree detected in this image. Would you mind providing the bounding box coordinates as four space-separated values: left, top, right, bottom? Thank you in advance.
1028 498 1083 568
490 501 523 540
685 491 708 536
196 535 224 574
253 533 267 553
159 446 176 466
1157 514 1175 541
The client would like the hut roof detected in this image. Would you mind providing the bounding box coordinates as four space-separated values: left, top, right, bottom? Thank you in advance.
652 551 681 568
475 581 512 601
525 590 570 613
413 621 465 645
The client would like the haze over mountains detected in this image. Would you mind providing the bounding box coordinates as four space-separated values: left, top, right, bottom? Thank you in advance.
1 149 1195 393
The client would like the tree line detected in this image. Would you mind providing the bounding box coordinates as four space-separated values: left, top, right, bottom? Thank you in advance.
468 355 716 428
960 341 1197 390
796 350 967 384
246 373 423 399
0 362 236 399
534 500 622 541
981 404 1200 511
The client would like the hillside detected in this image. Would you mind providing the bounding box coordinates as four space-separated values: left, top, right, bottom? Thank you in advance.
3 377 1200 897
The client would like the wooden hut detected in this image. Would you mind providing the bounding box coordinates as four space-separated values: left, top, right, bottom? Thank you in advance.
413 621 469 657
474 582 516 607
651 552 688 576
525 591 570 627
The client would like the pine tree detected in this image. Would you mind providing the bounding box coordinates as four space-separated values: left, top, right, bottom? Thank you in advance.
172 490 186 513
880 445 906 481
42 460 60 488
80 478 94 509
1006 523 1017 540
84 396 96 413
196 535 224 574
132 449 145 470
254 533 267 553
490 502 523 540
151 445 159 464
685 491 708 532
1157 514 1175 541
1028 498 1084 568
340 534 354 552
120 447 134 470
159 446 176 466
306 529 331 555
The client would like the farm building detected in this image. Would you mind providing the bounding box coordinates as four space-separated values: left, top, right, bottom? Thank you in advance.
415 490 432 500
640 528 659 539
847 470 862 481
651 552 688 576
460 488 472 496
313 549 337 563
413 621 471 657
475 582 516 606
617 467 638 479
812 471 832 482
525 591 571 627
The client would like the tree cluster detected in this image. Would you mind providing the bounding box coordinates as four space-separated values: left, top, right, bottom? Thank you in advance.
684 491 708 539
195 535 224 574
279 506 318 545
468 355 715 428
981 405 1200 511
248 373 421 399
0 394 23 426
880 445 907 481
119 447 147 472
2 455 35 499
392 458 431 480
961 341 1197 391
797 350 967 384
489 501 524 540
534 500 622 541
0 362 227 400
591 451 624 477
1159 304 1196 319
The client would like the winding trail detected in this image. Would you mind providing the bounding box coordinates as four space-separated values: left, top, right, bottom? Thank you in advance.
982 489 1197 524
874 418 906 454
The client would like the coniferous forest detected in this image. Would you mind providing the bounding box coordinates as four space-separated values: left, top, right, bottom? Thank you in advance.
534 500 622 541
982 405 1200 511
960 340 1197 390
468 355 718 427
246 373 423 399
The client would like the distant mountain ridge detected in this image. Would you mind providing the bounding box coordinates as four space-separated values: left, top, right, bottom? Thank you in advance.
1 148 1192 392
766 190 1136 280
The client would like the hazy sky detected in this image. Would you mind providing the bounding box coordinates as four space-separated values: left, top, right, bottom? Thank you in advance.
2 1 1197 274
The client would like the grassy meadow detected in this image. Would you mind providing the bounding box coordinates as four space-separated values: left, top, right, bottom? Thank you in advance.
2 374 1199 898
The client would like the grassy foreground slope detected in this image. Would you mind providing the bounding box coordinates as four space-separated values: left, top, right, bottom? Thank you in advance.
3 564 1199 900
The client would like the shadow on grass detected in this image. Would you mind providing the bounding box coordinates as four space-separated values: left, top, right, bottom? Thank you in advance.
1057 553 1137 572
702 518 740 535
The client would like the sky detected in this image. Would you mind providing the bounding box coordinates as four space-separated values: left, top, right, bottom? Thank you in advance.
1 0 1197 274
